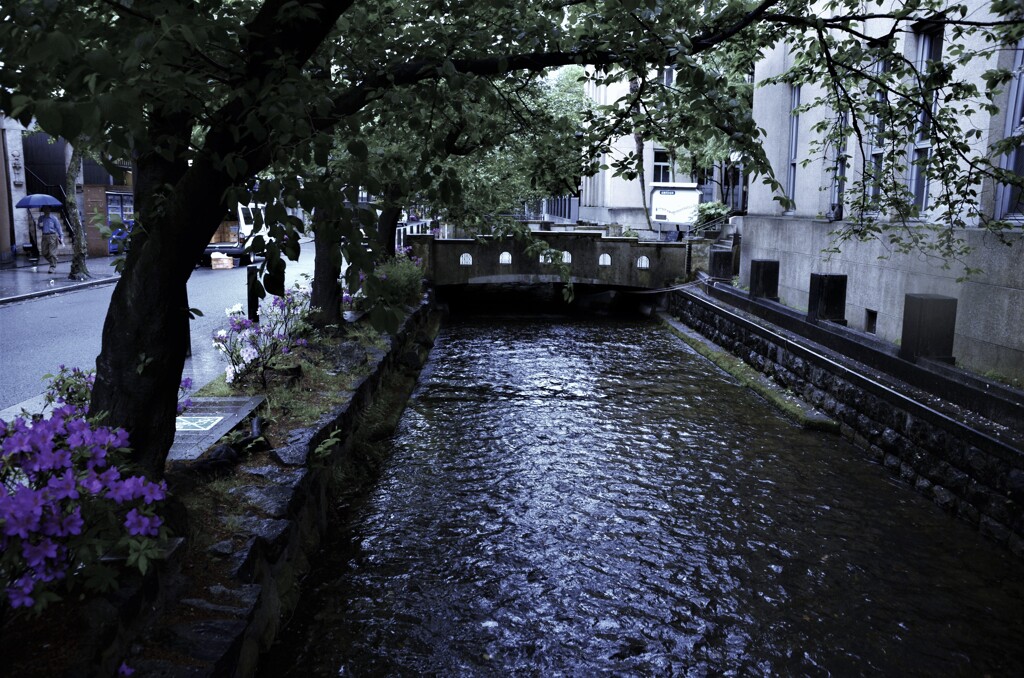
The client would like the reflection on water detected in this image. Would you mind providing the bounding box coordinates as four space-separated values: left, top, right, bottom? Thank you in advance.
264 317 1024 676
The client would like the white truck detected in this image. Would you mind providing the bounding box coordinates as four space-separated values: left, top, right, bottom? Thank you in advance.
204 203 265 266
649 182 701 239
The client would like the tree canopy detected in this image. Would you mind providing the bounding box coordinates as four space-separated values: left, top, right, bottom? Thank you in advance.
1 0 1020 475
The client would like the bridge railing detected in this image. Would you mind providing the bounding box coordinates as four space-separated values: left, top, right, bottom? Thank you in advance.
409 230 696 290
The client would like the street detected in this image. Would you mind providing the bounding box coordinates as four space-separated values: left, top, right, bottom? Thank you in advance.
0 242 315 415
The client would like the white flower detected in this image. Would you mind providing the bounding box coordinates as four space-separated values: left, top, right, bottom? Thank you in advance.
240 345 259 364
225 365 236 383
225 303 243 317
216 329 228 338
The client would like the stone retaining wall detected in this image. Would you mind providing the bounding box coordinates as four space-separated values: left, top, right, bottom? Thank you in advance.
668 288 1024 558
124 302 440 676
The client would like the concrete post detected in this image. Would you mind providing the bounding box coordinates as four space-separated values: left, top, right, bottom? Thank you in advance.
247 264 260 324
899 293 958 363
709 249 733 280
807 273 847 325
749 259 780 301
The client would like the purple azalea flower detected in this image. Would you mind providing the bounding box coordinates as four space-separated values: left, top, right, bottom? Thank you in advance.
65 417 92 448
118 662 135 676
2 488 44 538
98 467 121 486
61 507 84 536
88 445 109 467
140 480 167 505
108 476 144 504
6 576 35 609
3 430 32 457
22 537 58 568
35 447 73 472
46 469 79 500
124 509 162 537
81 470 104 494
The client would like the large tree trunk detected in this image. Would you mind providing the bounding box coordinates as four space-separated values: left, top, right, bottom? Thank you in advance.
377 204 402 255
629 78 653 233
65 141 90 281
309 204 344 328
90 153 231 479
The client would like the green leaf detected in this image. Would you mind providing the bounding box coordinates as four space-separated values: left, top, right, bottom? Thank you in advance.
347 139 368 160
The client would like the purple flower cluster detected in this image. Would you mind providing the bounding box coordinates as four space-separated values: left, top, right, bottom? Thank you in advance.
176 377 194 415
1 405 166 611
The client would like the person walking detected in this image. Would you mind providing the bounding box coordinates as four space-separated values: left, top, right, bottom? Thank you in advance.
38 206 64 273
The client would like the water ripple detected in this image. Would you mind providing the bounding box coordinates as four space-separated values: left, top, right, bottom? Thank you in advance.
268 317 1024 677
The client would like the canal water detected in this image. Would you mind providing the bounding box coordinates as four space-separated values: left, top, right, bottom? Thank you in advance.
263 316 1024 676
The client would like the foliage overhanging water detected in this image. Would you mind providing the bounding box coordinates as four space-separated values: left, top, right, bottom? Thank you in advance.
263 316 1024 676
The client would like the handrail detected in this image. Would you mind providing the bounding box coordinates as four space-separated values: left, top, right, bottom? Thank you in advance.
690 213 732 236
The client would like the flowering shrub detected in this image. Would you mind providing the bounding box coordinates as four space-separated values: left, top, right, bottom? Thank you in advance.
42 365 96 411
212 286 311 388
0 404 168 615
43 365 193 415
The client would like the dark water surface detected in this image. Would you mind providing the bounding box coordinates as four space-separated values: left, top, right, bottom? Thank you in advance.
264 317 1024 676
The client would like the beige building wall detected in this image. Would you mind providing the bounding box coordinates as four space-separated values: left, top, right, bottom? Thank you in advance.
741 5 1024 380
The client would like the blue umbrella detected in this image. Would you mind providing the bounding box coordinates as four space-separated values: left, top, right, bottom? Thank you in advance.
15 193 63 208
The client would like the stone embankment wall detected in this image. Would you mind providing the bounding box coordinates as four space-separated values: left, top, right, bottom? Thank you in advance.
120 302 440 676
668 288 1024 557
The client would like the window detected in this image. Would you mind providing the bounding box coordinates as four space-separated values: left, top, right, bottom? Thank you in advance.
658 66 675 87
785 85 801 211
562 251 572 264
499 251 512 265
830 112 848 220
910 24 944 212
866 58 890 207
653 150 674 183
459 253 473 266
599 253 612 266
998 39 1024 219
636 255 651 269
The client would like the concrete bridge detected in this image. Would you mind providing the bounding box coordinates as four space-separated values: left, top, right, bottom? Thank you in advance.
408 231 693 292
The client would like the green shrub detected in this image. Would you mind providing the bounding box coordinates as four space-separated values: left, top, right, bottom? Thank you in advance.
367 250 424 308
695 201 730 226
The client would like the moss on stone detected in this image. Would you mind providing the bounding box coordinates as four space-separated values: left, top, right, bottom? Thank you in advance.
660 315 839 432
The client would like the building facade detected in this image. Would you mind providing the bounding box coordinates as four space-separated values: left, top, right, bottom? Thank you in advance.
577 73 744 238
577 7 1023 381
0 120 134 267
740 11 1024 381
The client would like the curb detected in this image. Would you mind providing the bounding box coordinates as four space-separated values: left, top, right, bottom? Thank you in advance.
0 274 120 306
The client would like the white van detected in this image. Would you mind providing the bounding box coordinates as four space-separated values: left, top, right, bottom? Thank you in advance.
204 203 265 265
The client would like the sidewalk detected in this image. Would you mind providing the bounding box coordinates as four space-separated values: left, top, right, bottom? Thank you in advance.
0 254 123 306
0 253 263 463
